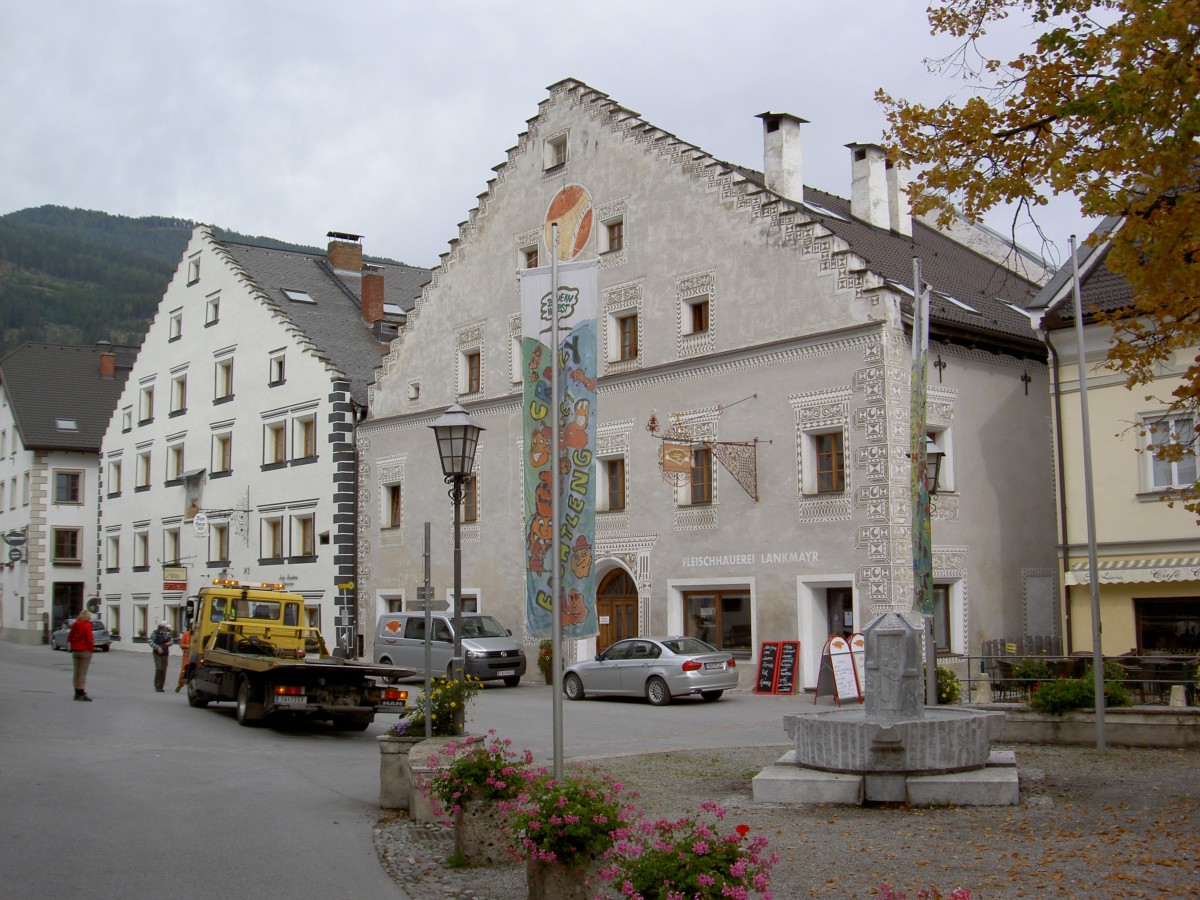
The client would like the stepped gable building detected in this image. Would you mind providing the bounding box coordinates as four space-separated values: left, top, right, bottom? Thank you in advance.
98 227 428 649
359 78 1058 690
1037 219 1200 660
0 342 136 644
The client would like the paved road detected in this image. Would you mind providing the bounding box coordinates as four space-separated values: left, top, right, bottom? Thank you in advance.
0 643 403 899
1 643 801 898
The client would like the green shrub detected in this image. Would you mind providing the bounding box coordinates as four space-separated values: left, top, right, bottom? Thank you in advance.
1029 663 1132 714
936 667 961 705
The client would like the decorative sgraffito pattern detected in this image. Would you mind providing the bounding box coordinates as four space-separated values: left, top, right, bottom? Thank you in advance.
790 388 852 523
595 197 628 271
598 536 658 625
456 322 485 399
675 268 716 359
377 455 406 549
597 419 633 537
934 547 969 650
669 409 719 531
508 313 522 386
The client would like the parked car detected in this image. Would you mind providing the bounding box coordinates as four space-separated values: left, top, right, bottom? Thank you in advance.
562 636 738 706
50 619 113 652
372 612 527 686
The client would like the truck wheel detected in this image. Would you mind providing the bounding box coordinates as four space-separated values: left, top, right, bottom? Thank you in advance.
332 715 372 732
186 678 210 709
235 679 265 726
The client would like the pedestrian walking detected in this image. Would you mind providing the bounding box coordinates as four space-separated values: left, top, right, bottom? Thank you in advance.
174 626 191 692
151 621 172 692
67 610 95 701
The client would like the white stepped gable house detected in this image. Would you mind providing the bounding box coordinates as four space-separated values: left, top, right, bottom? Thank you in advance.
359 78 1059 690
98 229 428 648
0 343 134 644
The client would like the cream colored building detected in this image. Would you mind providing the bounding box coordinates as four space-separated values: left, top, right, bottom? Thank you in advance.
1038 221 1199 656
359 79 1059 689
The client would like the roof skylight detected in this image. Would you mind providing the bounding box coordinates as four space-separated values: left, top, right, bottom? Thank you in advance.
56 418 78 431
282 289 315 304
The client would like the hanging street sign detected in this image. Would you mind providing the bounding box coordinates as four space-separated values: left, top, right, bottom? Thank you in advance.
4 529 27 547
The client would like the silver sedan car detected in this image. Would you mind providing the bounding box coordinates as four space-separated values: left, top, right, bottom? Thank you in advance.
562 636 739 706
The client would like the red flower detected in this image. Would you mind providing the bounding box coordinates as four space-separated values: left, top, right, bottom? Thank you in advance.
735 824 750 837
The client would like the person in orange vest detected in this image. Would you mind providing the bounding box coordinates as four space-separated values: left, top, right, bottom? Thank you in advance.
67 609 95 701
174 626 192 692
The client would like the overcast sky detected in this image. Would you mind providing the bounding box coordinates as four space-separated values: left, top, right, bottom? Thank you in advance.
2 0 1093 271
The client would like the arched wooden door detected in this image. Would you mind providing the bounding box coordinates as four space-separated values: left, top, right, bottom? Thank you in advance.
596 569 637 654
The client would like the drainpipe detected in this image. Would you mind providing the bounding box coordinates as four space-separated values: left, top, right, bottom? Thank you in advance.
1041 329 1073 655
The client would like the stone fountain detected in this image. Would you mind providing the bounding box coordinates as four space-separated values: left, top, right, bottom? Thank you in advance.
752 612 1017 805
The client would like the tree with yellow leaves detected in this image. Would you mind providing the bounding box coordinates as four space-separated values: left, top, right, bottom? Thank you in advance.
878 0 1199 511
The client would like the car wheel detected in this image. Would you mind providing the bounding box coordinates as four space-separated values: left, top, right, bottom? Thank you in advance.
700 690 724 702
646 676 672 706
563 673 585 701
101 645 111 652
235 679 265 726
503 676 521 687
186 678 210 709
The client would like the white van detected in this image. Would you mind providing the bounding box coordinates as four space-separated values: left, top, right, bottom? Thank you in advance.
373 612 528 686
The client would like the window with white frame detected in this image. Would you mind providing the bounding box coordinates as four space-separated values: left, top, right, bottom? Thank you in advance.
295 415 317 460
269 352 286 386
139 384 155 423
168 309 183 342
163 527 181 565
108 459 122 496
600 456 627 511
1144 413 1198 491
212 432 232 475
8 476 14 509
384 484 402 529
215 358 234 401
462 475 478 523
0 481 4 509
53 470 82 504
187 255 200 284
544 133 568 169
210 522 230 563
134 530 149 568
684 295 710 335
205 293 220 325
689 446 714 505
462 349 481 395
122 407 132 432
262 517 284 560
136 449 151 490
610 312 638 362
168 443 185 481
925 425 955 493
523 246 539 269
106 534 120 572
604 218 624 253
22 472 29 505
293 513 315 558
170 373 187 415
799 427 847 495
265 422 286 465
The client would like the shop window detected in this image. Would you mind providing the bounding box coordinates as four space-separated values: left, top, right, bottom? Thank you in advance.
1135 598 1200 654
683 590 751 654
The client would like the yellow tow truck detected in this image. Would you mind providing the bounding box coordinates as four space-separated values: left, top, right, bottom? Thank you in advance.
183 579 411 731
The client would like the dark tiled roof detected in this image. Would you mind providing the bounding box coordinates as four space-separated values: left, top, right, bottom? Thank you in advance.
1 342 136 450
219 240 430 404
726 168 1043 347
1037 219 1131 328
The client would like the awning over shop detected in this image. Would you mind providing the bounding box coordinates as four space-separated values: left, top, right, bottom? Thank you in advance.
1064 557 1200 586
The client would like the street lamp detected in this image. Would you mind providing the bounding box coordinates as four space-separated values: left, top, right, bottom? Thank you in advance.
429 404 485 733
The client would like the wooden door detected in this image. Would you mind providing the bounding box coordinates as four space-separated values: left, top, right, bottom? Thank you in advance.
596 569 637 653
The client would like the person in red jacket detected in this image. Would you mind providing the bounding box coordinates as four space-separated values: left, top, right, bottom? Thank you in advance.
67 609 95 701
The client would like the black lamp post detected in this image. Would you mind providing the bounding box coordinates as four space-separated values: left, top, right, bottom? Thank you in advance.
429 404 484 733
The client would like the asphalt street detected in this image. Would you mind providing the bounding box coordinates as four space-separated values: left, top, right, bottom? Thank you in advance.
0 643 801 898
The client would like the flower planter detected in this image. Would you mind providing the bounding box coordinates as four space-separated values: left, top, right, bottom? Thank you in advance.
454 801 509 866
526 852 604 900
378 734 426 810
408 735 465 824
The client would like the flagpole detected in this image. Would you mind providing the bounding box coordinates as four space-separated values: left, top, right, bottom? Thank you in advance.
550 224 564 779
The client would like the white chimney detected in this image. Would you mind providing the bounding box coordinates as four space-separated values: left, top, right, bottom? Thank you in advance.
757 112 807 203
886 159 913 236
847 143 889 230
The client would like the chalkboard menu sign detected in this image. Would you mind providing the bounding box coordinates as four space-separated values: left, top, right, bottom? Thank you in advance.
754 641 800 695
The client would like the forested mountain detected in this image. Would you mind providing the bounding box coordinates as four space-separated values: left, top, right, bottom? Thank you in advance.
0 206 405 358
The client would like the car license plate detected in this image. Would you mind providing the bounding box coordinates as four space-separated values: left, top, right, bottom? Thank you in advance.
496 670 514 677
275 694 308 706
704 662 724 670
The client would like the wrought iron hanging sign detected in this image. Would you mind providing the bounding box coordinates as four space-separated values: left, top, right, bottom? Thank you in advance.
645 395 764 501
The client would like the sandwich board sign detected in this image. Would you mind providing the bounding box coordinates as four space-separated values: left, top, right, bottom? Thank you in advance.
814 634 863 705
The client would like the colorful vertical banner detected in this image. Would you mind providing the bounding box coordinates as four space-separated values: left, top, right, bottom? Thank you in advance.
521 257 600 639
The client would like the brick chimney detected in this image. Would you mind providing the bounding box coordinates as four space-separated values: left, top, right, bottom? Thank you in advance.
96 340 115 379
361 265 385 325
847 143 890 230
757 112 807 203
327 231 363 272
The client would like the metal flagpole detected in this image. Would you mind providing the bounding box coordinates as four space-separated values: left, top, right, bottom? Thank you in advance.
1070 235 1105 751
550 223 564 778
911 258 937 706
